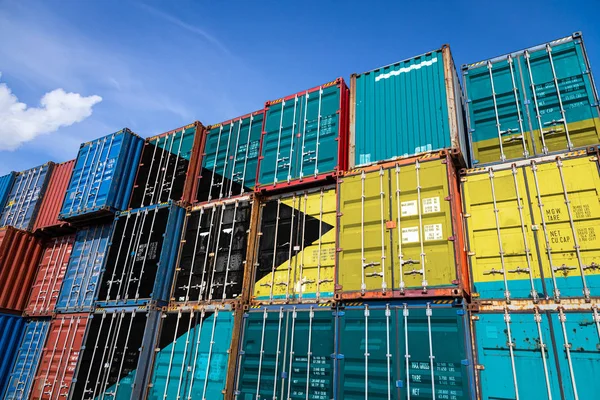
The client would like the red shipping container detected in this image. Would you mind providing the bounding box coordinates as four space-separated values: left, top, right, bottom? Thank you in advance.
33 160 75 234
0 226 43 312
31 313 88 400
24 234 75 316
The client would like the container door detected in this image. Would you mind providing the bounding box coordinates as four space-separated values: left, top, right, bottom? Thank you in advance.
296 84 340 180
473 310 561 400
229 114 262 196
550 309 600 400
0 164 49 231
525 156 600 300
147 310 234 400
338 168 394 294
462 166 543 301
337 305 400 399
522 39 600 156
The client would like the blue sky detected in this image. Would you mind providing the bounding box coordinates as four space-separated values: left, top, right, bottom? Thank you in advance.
0 0 598 175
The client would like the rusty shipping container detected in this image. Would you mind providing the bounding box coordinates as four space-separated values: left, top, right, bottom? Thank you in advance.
170 195 257 306
33 160 75 235
29 313 88 400
24 234 75 317
0 226 44 313
462 149 600 303
251 186 337 303
129 122 205 209
336 151 469 300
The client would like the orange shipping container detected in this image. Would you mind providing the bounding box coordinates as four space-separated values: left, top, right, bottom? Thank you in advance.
24 234 75 317
33 160 75 234
0 226 43 312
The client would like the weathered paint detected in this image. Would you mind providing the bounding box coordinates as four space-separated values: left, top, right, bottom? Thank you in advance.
337 301 473 400
24 234 75 317
464 33 600 166
0 172 16 219
55 224 112 313
146 308 237 400
462 150 600 302
0 313 26 398
0 162 55 231
337 152 469 298
471 305 600 400
3 320 50 400
96 202 185 307
351 46 466 167
33 160 75 234
256 79 349 192
0 227 44 313
194 111 263 204
171 196 255 305
129 122 205 208
252 186 337 303
70 307 159 400
59 128 143 222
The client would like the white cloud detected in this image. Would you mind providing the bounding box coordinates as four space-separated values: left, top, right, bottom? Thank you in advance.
0 75 102 151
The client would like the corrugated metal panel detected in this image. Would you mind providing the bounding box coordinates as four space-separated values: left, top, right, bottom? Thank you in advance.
471 305 600 400
55 224 112 313
337 301 473 399
59 129 144 222
70 307 159 400
256 78 349 193
0 172 16 219
0 162 55 231
171 196 255 305
462 150 600 302
30 314 88 400
33 160 75 234
234 304 336 399
0 313 26 398
3 320 50 400
337 152 469 299
96 202 185 307
24 234 75 317
464 33 600 166
350 46 467 167
129 122 205 209
194 110 263 204
0 227 44 312
146 307 238 400
252 186 337 303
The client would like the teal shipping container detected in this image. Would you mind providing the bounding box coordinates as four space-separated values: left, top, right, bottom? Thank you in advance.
234 301 474 399
463 32 600 166
471 302 600 400
2 319 50 400
146 306 240 399
256 78 349 193
350 46 467 167
194 111 263 204
0 313 26 398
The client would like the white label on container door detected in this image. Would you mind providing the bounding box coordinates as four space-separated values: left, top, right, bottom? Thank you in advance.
402 227 419 243
401 200 418 217
424 224 443 241
422 197 440 214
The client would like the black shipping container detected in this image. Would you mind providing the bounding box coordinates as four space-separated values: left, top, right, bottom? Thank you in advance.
171 196 255 304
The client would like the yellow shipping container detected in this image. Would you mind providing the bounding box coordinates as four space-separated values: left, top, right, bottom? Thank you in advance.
250 186 336 303
462 149 600 302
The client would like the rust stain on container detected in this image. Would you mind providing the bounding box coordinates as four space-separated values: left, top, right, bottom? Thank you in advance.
24 234 75 317
33 160 75 234
30 313 88 400
0 226 44 312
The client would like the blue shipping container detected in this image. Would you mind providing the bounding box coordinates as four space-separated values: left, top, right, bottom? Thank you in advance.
55 223 112 313
59 128 143 221
2 319 50 400
95 202 185 307
0 313 26 398
0 172 16 220
0 163 54 231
